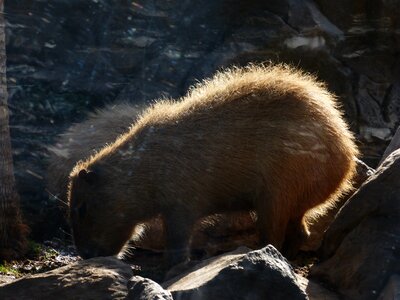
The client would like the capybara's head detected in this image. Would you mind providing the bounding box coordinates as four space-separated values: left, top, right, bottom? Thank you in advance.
68 168 134 259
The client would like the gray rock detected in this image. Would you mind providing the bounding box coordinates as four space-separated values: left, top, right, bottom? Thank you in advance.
313 149 400 300
163 246 308 300
0 275 16 286
127 276 173 300
379 126 400 167
296 276 339 300
0 257 132 300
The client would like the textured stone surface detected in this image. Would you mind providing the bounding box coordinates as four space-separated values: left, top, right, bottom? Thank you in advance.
127 276 173 300
163 246 308 300
296 276 339 300
0 257 133 300
5 0 400 237
378 126 400 167
313 149 400 300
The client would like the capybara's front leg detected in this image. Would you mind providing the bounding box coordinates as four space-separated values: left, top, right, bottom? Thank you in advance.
163 212 194 268
257 214 288 252
255 193 288 252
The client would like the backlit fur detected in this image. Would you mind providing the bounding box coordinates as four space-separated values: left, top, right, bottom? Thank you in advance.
68 64 359 264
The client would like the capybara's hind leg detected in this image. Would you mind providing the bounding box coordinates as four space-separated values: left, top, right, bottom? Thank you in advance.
282 217 309 259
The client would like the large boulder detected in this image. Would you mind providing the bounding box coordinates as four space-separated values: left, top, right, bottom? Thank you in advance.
0 257 132 300
163 246 308 300
312 149 400 300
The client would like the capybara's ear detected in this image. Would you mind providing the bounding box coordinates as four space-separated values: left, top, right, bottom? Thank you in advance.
78 169 98 185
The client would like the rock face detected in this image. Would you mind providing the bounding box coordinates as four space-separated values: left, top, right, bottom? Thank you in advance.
0 257 132 300
312 149 400 300
378 126 400 167
4 0 400 237
163 246 308 300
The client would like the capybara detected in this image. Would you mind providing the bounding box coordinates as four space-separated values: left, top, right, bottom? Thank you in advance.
68 64 359 266
47 102 144 202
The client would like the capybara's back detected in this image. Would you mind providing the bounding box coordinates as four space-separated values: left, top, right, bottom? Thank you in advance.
69 64 358 264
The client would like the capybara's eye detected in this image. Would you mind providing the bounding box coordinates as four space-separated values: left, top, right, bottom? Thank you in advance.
78 202 87 218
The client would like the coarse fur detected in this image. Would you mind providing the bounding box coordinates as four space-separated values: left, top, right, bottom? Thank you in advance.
68 64 359 265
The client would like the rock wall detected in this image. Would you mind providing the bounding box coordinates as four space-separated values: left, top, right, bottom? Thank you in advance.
5 0 400 238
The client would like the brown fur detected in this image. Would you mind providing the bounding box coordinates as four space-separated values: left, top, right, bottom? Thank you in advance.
47 103 144 202
68 64 358 265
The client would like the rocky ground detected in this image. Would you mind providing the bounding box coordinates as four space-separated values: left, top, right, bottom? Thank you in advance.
0 245 324 299
0 239 79 286
0 240 319 291
0 241 316 284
